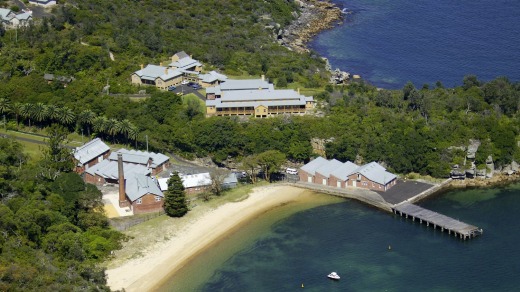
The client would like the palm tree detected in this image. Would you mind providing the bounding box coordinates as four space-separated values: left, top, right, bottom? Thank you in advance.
11 103 22 128
92 116 107 136
58 106 75 126
78 109 96 136
117 119 134 144
32 103 47 126
0 98 10 115
128 125 139 148
20 103 35 127
44 104 59 123
105 118 120 143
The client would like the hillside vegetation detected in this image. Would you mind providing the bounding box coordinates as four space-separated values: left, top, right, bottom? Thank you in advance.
0 0 519 177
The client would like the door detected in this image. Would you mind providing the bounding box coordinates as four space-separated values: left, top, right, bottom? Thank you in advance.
337 181 341 188
308 176 312 183
322 178 327 185
353 180 357 188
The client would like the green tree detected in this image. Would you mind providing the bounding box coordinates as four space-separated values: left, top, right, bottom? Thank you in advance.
256 150 286 181
164 172 188 217
40 125 74 180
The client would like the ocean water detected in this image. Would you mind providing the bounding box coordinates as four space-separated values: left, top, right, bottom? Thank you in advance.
309 0 520 89
161 183 520 291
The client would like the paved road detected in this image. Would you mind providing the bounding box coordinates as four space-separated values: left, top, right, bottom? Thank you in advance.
1 132 76 149
376 179 434 204
171 85 205 100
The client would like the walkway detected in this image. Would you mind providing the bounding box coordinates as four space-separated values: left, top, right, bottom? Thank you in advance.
393 202 483 240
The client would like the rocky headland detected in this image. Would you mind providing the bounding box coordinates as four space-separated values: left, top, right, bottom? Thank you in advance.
278 0 343 53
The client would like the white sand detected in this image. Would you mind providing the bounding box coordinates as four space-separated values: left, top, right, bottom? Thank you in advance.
106 185 317 291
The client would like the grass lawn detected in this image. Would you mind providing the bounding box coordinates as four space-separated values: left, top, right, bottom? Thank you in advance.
182 94 205 113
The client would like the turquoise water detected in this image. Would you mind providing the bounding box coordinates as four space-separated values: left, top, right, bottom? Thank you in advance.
194 183 520 291
309 0 520 89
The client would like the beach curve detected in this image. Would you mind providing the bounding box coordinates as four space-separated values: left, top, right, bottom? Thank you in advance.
105 185 329 291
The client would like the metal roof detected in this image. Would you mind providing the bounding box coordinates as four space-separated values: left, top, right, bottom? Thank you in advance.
109 149 169 168
330 161 359 181
125 174 163 202
220 89 303 102
315 159 344 177
0 8 14 20
219 79 272 91
206 89 312 109
354 162 397 185
200 71 227 83
169 57 202 70
16 12 32 20
134 65 183 81
180 172 212 188
173 51 189 59
300 156 329 175
85 159 151 179
73 138 110 164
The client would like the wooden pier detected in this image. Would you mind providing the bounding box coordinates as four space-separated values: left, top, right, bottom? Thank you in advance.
392 202 483 240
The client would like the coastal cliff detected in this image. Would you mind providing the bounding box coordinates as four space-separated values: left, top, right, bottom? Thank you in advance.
280 0 342 53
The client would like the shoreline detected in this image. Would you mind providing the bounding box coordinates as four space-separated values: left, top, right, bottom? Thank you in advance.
105 185 337 291
281 0 343 53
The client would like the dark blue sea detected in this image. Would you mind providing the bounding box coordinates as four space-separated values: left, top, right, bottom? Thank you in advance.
309 0 520 89
161 183 520 291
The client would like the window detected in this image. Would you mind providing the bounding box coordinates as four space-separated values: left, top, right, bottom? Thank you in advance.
155 196 161 202
263 109 266 113
136 198 142 204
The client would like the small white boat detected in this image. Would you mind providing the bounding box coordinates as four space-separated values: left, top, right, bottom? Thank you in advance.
327 272 340 280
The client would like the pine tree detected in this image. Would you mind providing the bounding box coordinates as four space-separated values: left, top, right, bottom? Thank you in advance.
164 172 188 217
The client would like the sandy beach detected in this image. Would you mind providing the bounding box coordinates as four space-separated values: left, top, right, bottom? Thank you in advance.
106 185 329 291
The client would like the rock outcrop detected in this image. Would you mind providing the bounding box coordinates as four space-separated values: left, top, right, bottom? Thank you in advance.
278 0 342 53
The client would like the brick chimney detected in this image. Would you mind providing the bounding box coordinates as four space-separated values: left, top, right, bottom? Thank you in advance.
140 64 144 70
261 74 265 81
118 153 126 207
160 62 163 67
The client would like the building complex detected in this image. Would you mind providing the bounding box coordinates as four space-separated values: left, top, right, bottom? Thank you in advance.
299 156 397 191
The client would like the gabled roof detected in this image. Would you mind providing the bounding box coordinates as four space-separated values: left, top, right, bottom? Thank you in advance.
330 161 359 181
180 172 212 188
223 173 238 185
354 162 397 185
0 8 14 20
157 178 169 191
199 71 227 83
125 174 163 202
133 64 183 82
85 159 151 179
73 138 110 164
300 156 329 175
219 79 272 91
206 87 221 95
315 159 345 178
170 56 201 69
173 51 189 59
206 88 312 109
109 149 169 168
15 12 32 20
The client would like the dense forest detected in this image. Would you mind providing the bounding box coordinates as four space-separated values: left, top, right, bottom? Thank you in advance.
0 0 519 177
0 134 125 290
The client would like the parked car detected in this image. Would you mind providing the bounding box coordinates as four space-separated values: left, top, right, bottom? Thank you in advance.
285 168 298 175
181 80 189 85
191 84 202 90
168 85 176 91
